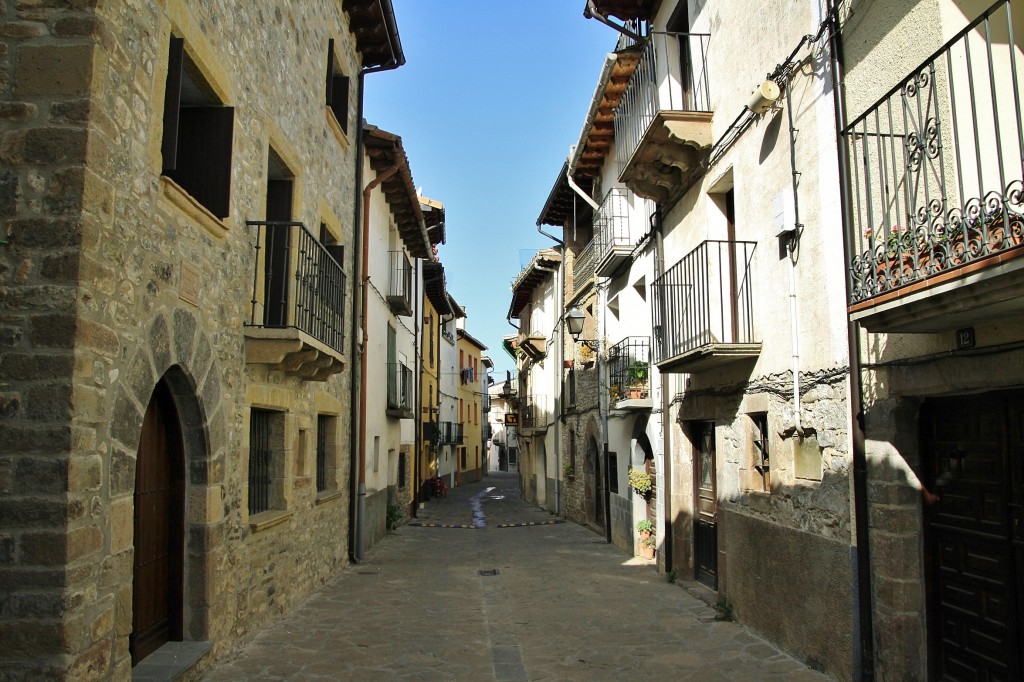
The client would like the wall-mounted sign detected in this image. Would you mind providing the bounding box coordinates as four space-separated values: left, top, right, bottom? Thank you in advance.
504 413 519 426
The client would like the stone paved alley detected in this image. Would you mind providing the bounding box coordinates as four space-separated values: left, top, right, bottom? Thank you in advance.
199 472 829 681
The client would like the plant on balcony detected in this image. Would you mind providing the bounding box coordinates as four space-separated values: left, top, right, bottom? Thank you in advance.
562 460 575 480
626 360 649 398
578 342 595 363
628 467 653 498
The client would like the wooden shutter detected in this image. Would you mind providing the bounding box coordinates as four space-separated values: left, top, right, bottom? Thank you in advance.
330 75 349 134
171 106 234 218
325 39 335 105
161 37 185 174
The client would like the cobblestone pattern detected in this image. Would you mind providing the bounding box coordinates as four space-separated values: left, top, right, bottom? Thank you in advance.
201 473 829 681
0 1 365 678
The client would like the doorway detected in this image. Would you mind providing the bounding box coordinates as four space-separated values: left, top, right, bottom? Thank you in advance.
692 421 718 589
131 379 185 664
921 392 1023 680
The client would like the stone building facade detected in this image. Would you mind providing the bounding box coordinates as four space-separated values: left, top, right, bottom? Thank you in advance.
0 1 402 678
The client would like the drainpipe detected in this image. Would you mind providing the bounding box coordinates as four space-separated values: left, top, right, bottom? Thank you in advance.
348 76 366 564
413 260 423 518
584 0 645 42
347 0 404 563
566 170 601 212
783 75 805 437
356 161 400 562
827 1 875 677
654 210 672 571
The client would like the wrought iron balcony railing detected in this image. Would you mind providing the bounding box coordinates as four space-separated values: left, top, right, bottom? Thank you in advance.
386 361 413 416
615 31 712 182
572 239 597 294
844 0 1023 309
425 420 462 446
593 189 656 277
652 240 758 372
520 394 550 430
387 250 414 316
608 337 651 403
246 220 346 355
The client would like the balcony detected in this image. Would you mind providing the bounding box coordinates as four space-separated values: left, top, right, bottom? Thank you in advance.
386 250 414 316
652 240 759 373
844 0 1024 332
608 336 652 410
424 420 463 446
572 239 597 298
615 31 713 205
520 394 550 435
593 189 656 278
517 332 548 363
245 221 346 381
386 361 414 419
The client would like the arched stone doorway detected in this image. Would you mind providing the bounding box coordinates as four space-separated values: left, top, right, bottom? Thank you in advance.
131 377 185 663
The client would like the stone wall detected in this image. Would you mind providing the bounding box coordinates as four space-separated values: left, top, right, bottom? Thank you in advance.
722 510 853 680
0 1 368 677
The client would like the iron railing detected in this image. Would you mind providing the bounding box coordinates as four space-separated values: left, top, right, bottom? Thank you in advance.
425 420 462 445
248 409 272 515
386 361 413 412
316 415 328 493
521 394 549 429
652 240 756 364
573 239 597 292
608 337 651 401
844 0 1024 303
615 31 712 169
246 221 346 354
594 188 632 261
593 189 657 271
387 250 414 315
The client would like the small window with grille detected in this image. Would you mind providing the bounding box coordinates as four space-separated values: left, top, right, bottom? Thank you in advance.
750 412 770 493
249 408 285 515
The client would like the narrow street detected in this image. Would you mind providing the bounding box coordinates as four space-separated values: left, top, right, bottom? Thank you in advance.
201 472 827 681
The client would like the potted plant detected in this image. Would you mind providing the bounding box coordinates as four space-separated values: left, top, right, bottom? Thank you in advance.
626 360 649 399
640 535 656 560
637 519 656 559
628 467 653 498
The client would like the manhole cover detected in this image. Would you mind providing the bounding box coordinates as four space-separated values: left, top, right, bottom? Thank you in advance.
478 569 499 577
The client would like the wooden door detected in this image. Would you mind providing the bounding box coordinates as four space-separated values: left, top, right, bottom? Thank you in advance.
693 421 718 589
131 381 185 664
922 392 1022 680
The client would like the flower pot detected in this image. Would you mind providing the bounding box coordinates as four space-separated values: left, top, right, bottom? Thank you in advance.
640 545 655 560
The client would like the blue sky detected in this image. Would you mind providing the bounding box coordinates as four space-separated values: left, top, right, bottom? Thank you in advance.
363 0 615 381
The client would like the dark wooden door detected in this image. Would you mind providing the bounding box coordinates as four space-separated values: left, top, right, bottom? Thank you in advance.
922 392 1023 681
693 421 718 589
263 178 293 327
131 381 185 664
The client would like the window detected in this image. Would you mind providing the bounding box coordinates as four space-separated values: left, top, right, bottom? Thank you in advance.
608 451 619 494
474 402 478 425
373 436 380 473
263 148 295 328
316 415 337 493
750 413 770 492
249 408 284 515
161 37 234 218
459 349 464 370
459 399 464 423
460 447 467 470
325 39 350 134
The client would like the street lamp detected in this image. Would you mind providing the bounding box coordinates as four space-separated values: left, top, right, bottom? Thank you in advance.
564 306 598 352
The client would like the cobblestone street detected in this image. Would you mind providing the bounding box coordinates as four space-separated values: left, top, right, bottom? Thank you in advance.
200 472 829 681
